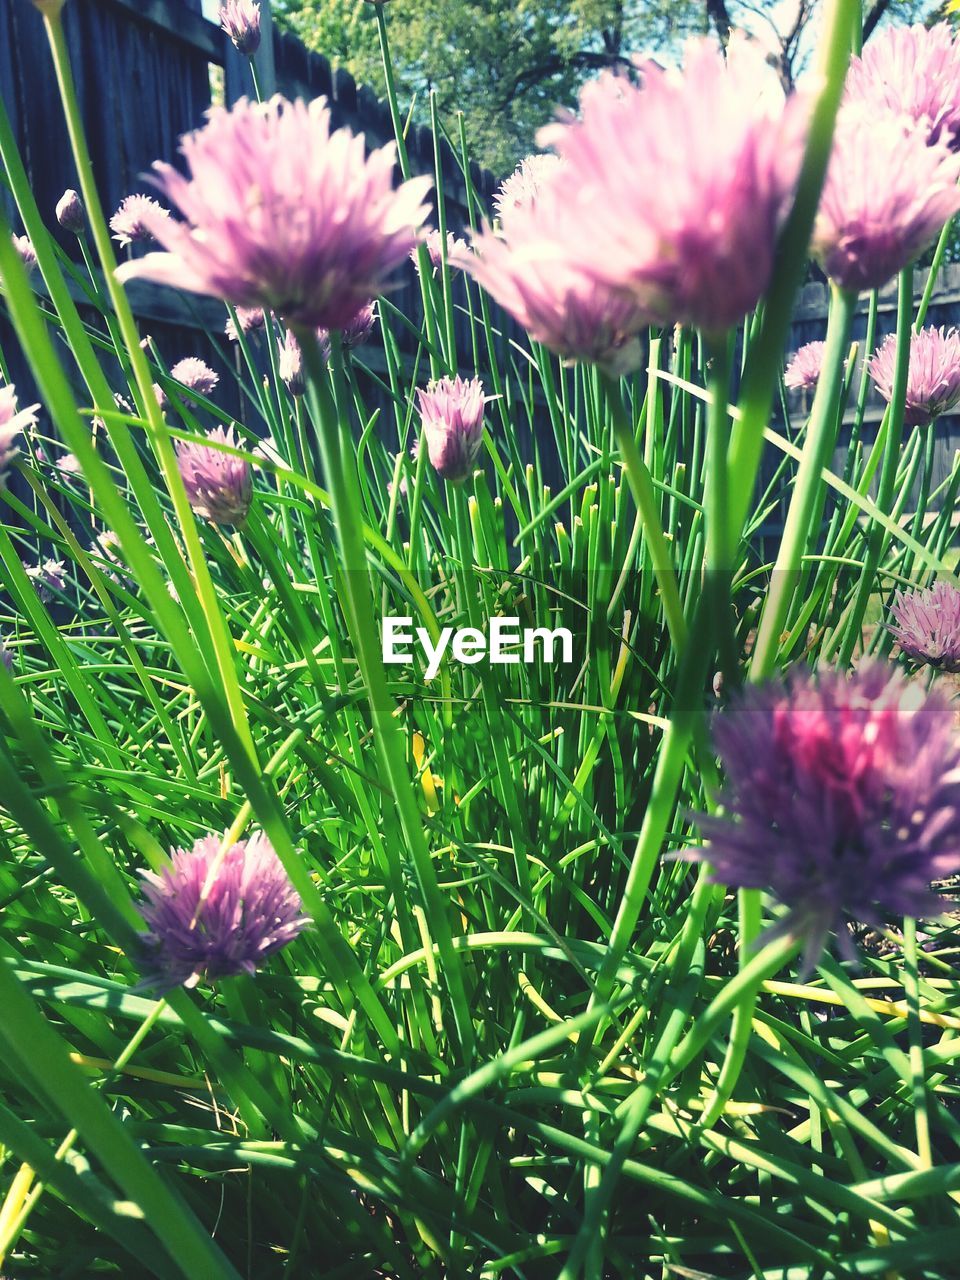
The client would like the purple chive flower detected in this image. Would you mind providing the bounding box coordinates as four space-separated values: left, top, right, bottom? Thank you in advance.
225 306 266 342
24 558 67 603
0 639 12 672
12 234 37 275
414 229 469 274
56 451 83 478
155 357 220 410
110 195 173 248
218 0 261 56
493 154 563 218
168 357 220 406
176 424 253 526
115 96 432 331
687 663 960 974
845 23 960 151
339 301 377 349
278 330 305 396
56 188 85 235
457 152 647 373
137 830 310 990
541 36 807 334
416 375 486 483
889 580 960 672
812 114 960 293
1 385 39 486
867 327 960 427
784 341 826 391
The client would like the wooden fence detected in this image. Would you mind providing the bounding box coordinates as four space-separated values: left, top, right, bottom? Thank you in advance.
780 263 960 529
0 0 505 422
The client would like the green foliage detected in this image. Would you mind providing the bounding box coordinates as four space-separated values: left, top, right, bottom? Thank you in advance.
274 0 708 170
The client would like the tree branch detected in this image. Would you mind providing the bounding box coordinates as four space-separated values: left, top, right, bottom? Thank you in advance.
706 0 734 44
862 0 892 42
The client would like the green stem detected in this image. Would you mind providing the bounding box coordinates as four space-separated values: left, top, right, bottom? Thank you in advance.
600 373 686 648
838 266 913 667
43 9 257 763
299 330 475 1061
726 0 854 547
751 285 857 679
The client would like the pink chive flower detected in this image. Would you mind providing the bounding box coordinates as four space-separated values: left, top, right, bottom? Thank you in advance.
1 385 39 485
845 24 960 150
889 581 960 672
24 558 67 603
784 341 826 391
56 189 85 235
218 0 261 56
225 306 266 342
155 357 220 410
56 452 82 478
414 229 469 274
812 114 960 293
416 375 486 483
457 154 647 373
339 301 376 349
171 357 219 401
278 330 305 396
176 424 253 526
493 154 563 218
12 234 37 275
687 663 960 975
537 36 808 335
110 195 173 248
867 327 960 427
115 96 432 331
137 830 309 990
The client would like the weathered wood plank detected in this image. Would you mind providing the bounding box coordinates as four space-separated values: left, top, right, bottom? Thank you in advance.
98 0 226 63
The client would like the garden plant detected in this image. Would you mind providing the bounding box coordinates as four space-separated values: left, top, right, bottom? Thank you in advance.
3 0 960 1275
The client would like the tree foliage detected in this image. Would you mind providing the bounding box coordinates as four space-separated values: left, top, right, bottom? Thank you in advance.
273 0 946 172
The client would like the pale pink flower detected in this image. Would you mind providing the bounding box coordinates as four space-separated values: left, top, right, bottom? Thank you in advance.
457 153 647 372
110 195 173 248
219 0 261 56
171 357 219 400
225 307 266 342
176 425 253 526
868 327 960 427
56 451 82 477
0 385 39 485
115 96 432 331
416 375 486 483
493 154 563 218
812 114 960 293
845 24 960 150
155 358 219 411
889 580 960 672
538 37 808 334
784 341 827 391
278 330 305 396
414 228 470 273
339 301 377 349
56 189 85 235
12 234 37 275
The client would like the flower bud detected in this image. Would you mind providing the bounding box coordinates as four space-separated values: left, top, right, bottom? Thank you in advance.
56 188 85 235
